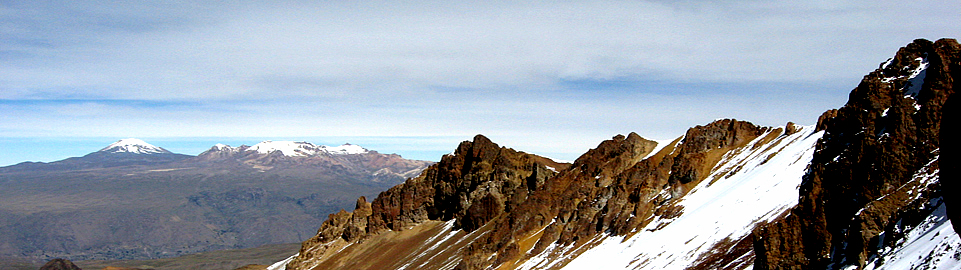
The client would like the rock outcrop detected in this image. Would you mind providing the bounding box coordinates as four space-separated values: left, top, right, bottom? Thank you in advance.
39 259 82 270
286 135 569 269
753 38 960 269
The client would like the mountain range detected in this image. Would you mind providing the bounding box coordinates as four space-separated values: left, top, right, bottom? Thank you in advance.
4 38 959 270
267 38 961 270
0 139 433 262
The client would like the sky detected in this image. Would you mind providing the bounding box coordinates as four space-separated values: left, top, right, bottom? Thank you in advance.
0 0 958 166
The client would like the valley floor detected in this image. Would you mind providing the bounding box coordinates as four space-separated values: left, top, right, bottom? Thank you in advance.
71 243 301 270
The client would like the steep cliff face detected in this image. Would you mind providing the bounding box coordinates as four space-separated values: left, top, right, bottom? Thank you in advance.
754 38 960 269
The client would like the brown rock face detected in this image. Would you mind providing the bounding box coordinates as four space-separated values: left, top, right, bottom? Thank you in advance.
39 259 82 270
362 134 567 234
669 119 768 185
456 120 768 269
754 38 960 269
286 135 569 269
288 118 775 270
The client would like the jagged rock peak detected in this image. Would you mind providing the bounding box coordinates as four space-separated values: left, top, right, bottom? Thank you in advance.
680 119 768 152
754 38 960 269
98 138 171 154
572 132 648 166
448 134 501 160
39 258 82 270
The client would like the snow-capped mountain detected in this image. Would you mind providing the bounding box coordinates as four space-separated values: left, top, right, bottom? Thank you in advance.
98 138 172 154
0 138 191 172
0 138 433 262
271 38 960 270
219 141 369 157
191 141 405 176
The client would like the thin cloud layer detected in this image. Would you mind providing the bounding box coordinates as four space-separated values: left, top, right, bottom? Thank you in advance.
0 0 957 163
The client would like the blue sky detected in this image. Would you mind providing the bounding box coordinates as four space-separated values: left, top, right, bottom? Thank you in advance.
1 0 958 166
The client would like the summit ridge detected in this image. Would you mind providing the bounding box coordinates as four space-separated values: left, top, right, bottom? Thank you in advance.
200 141 370 158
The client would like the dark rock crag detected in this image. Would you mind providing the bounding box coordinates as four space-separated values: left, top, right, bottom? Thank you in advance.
753 38 960 269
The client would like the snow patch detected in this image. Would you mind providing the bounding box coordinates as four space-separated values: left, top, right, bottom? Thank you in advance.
266 253 298 270
881 58 895 69
244 141 369 157
325 143 368 155
644 138 679 160
248 141 321 156
862 199 961 270
398 220 459 270
881 56 928 98
904 57 929 97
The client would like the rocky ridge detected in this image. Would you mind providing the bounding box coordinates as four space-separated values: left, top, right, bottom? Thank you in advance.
279 38 960 270
284 119 779 269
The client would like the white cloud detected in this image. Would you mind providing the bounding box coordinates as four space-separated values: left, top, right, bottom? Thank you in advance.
7 0 958 100
0 0 958 162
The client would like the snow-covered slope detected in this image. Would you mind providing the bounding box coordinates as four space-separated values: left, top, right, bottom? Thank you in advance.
862 198 961 270
98 138 171 154
523 125 823 270
276 124 828 270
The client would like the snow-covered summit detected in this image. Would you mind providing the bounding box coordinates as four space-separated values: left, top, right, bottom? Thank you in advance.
214 141 369 157
248 141 323 157
325 143 368 155
98 138 171 154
